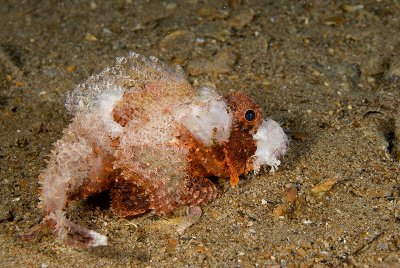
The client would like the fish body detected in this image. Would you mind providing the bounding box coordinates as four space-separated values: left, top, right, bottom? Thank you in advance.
39 52 288 247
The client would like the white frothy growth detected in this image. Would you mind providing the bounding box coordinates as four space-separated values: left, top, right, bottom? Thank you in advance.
252 119 288 173
88 230 108 247
91 85 124 137
173 86 232 146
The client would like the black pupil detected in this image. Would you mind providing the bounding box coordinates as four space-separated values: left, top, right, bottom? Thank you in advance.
245 110 256 121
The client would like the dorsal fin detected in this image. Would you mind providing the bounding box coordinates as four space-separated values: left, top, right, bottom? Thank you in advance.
66 52 188 116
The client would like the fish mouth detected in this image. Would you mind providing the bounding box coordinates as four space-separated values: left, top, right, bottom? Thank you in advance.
251 118 288 173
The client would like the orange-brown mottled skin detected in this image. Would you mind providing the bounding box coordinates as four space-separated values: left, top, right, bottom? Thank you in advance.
66 92 264 219
181 93 263 182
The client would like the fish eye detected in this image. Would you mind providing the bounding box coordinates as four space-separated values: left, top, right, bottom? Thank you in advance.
244 110 256 121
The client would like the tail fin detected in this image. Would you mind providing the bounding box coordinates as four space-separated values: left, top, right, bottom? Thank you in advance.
38 128 109 248
45 211 107 248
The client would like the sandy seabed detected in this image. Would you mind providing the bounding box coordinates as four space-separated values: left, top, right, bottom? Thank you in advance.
0 1 399 267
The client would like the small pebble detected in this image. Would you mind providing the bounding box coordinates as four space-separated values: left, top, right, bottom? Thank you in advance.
322 16 345 26
228 8 255 30
273 204 286 217
283 187 298 203
248 228 256 234
66 65 76 72
312 70 321 76
341 4 364 12
296 247 307 257
311 178 337 195
84 33 97 41
15 81 24 87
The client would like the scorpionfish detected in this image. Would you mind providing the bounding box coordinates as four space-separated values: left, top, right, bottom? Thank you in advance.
38 52 288 247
